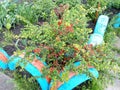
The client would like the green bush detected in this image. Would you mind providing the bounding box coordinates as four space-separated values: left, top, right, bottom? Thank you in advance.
32 0 56 20
55 0 82 7
0 0 39 30
14 68 41 90
108 0 120 9
16 2 39 24
14 4 92 83
0 0 17 30
12 4 120 90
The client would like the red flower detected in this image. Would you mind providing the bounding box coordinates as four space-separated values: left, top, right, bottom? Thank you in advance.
49 67 54 72
58 50 65 55
33 48 41 54
65 24 74 33
73 53 77 57
58 20 62 26
74 47 79 52
63 57 71 61
58 31 63 35
47 54 51 58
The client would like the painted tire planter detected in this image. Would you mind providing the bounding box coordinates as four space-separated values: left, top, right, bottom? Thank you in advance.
113 13 120 28
0 48 10 69
88 15 109 46
15 66 42 90
8 55 49 90
93 15 109 36
49 61 99 90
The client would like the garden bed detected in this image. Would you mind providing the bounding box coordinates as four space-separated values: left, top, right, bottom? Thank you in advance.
0 0 120 90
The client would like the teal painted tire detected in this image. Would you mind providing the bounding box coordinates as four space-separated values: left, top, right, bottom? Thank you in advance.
0 48 10 69
49 61 99 90
8 56 49 90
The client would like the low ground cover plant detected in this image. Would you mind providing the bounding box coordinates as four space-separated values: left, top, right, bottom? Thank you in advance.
0 0 47 30
85 0 120 22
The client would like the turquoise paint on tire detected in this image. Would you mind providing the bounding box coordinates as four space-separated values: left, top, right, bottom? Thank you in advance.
113 23 120 28
0 48 10 69
88 33 103 46
113 13 120 28
8 56 21 70
49 61 99 90
23 62 49 90
93 15 109 36
8 56 49 90
88 15 109 46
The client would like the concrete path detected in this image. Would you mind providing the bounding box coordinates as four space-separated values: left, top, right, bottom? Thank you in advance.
114 36 120 49
105 79 120 90
105 36 120 90
0 72 14 90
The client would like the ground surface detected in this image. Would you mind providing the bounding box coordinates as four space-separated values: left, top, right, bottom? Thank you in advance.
105 79 120 90
105 36 120 90
0 72 15 90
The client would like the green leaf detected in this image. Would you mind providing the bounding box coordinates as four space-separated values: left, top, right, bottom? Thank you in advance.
5 23 11 30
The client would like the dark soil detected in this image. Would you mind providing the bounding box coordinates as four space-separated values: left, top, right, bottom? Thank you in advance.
11 24 24 35
37 18 46 26
104 7 120 19
1 24 24 56
3 40 25 56
3 45 17 56
87 20 96 31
